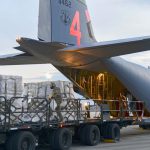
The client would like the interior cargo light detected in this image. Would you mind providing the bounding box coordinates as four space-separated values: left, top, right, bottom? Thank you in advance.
97 73 104 79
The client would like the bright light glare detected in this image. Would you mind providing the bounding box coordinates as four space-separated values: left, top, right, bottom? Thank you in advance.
45 72 52 79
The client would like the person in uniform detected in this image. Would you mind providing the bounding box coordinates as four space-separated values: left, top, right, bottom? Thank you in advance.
50 83 63 121
119 93 128 117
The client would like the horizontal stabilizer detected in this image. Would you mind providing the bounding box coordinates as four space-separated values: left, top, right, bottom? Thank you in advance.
16 37 66 54
61 36 150 58
0 53 48 65
14 46 30 53
0 52 24 59
0 37 67 66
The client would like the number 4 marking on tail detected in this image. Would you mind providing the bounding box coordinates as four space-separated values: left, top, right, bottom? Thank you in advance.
70 11 81 46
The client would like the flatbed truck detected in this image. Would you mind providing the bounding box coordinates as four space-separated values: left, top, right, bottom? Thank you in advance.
0 96 150 150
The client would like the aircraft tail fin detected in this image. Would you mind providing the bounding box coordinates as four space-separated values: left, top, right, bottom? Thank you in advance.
38 0 96 46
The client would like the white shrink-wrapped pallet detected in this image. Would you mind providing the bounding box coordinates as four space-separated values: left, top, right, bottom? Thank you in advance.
23 81 81 122
0 75 23 124
23 81 74 99
24 82 52 98
0 75 23 99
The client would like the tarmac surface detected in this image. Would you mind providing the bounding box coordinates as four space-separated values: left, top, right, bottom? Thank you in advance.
0 125 150 150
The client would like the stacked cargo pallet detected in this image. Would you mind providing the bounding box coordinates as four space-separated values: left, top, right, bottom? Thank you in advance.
0 77 101 124
0 75 22 99
23 81 80 122
0 75 23 124
23 81 74 99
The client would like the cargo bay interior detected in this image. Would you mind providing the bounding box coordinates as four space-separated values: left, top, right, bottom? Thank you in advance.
58 67 150 117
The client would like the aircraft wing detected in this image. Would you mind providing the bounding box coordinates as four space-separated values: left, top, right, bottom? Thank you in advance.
61 36 150 58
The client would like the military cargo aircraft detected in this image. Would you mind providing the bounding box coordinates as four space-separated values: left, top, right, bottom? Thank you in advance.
0 0 150 111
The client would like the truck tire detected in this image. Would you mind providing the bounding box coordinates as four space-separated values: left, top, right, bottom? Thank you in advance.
79 125 100 146
107 124 120 141
51 128 72 150
79 125 88 145
85 125 100 146
7 131 36 150
5 134 15 150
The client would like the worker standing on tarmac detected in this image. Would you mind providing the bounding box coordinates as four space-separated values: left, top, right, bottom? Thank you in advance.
50 83 64 122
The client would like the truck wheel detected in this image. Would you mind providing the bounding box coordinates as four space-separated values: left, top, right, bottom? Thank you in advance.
107 124 120 141
5 134 15 150
51 128 72 150
8 131 36 150
79 125 100 146
85 125 100 146
79 125 88 145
